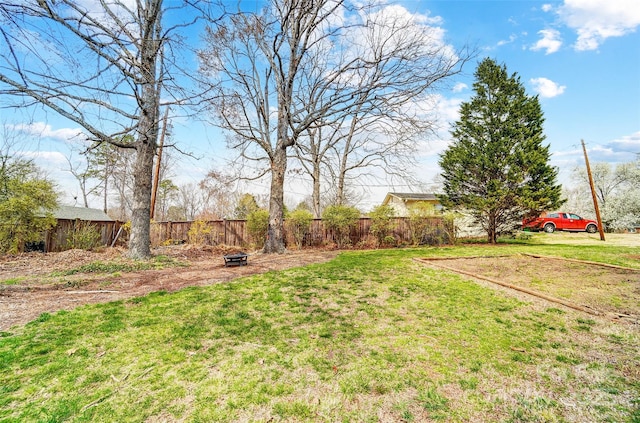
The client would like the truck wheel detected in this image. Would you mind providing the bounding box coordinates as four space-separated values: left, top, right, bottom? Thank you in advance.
586 224 597 233
544 223 555 233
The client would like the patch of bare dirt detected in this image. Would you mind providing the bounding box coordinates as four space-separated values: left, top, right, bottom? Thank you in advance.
0 246 339 332
420 254 640 324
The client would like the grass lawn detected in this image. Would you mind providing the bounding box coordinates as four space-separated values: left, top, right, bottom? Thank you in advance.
1 241 639 422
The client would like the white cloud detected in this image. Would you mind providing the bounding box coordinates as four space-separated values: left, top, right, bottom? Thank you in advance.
530 77 566 98
551 132 640 169
605 131 640 154
418 138 451 158
541 4 554 13
531 29 563 54
497 34 518 47
582 144 637 162
20 150 68 165
8 122 86 142
433 94 462 124
452 82 467 93
74 0 138 28
334 4 455 88
558 0 640 51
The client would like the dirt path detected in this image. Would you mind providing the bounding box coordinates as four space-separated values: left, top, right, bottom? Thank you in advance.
0 249 339 332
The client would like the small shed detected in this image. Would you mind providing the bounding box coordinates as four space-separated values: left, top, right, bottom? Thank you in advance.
43 206 120 252
381 192 442 217
53 205 114 222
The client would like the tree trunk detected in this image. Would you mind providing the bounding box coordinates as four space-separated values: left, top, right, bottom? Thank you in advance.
337 154 347 206
307 129 322 218
264 145 287 253
128 21 161 259
488 210 497 244
128 139 156 259
336 116 357 206
312 157 321 218
81 183 89 208
103 164 108 214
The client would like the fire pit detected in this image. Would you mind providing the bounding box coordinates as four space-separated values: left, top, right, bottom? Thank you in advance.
223 252 248 267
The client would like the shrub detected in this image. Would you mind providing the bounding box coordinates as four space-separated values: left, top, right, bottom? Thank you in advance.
187 220 213 245
322 205 360 248
442 212 457 244
383 235 397 246
286 209 314 248
407 204 456 246
247 209 269 247
0 163 58 253
368 204 396 247
66 221 102 250
234 194 260 219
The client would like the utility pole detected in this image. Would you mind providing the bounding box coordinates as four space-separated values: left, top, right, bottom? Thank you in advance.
581 139 605 241
150 107 169 220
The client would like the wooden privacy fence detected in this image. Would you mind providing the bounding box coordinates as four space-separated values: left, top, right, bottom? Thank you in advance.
45 219 123 253
150 217 451 248
39 216 450 252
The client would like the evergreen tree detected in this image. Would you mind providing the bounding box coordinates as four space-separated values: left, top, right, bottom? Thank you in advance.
233 194 260 220
0 157 58 253
439 58 563 243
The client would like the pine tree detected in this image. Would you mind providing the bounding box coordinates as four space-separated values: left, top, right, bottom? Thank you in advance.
439 58 563 243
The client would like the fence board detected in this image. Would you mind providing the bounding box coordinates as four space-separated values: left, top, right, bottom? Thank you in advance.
45 220 123 252
42 216 450 252
148 217 449 249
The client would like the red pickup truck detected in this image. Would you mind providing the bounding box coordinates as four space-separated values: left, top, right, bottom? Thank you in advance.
522 212 598 233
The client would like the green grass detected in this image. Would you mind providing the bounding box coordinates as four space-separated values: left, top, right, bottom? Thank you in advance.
0 243 638 422
443 236 640 269
1 255 186 287
0 277 24 286
50 254 187 276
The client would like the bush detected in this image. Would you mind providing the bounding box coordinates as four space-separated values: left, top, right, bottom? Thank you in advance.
246 209 269 247
286 209 313 248
408 205 455 246
187 220 213 245
66 221 102 250
368 204 396 247
322 205 360 248
0 175 58 253
383 235 396 246
442 212 457 244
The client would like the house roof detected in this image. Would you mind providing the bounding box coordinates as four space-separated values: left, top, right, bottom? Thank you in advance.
383 192 439 203
53 205 114 221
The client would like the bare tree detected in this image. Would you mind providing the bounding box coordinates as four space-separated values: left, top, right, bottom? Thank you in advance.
175 182 204 221
568 160 640 229
199 0 353 252
200 1 469 243
198 170 238 219
0 0 209 258
291 126 333 217
571 162 636 209
65 153 100 208
294 5 468 211
66 137 142 212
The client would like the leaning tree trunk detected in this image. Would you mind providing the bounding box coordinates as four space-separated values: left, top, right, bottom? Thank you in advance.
264 145 288 253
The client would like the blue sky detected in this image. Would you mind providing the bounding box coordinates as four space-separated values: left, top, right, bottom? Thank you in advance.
3 0 639 211
423 0 640 178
